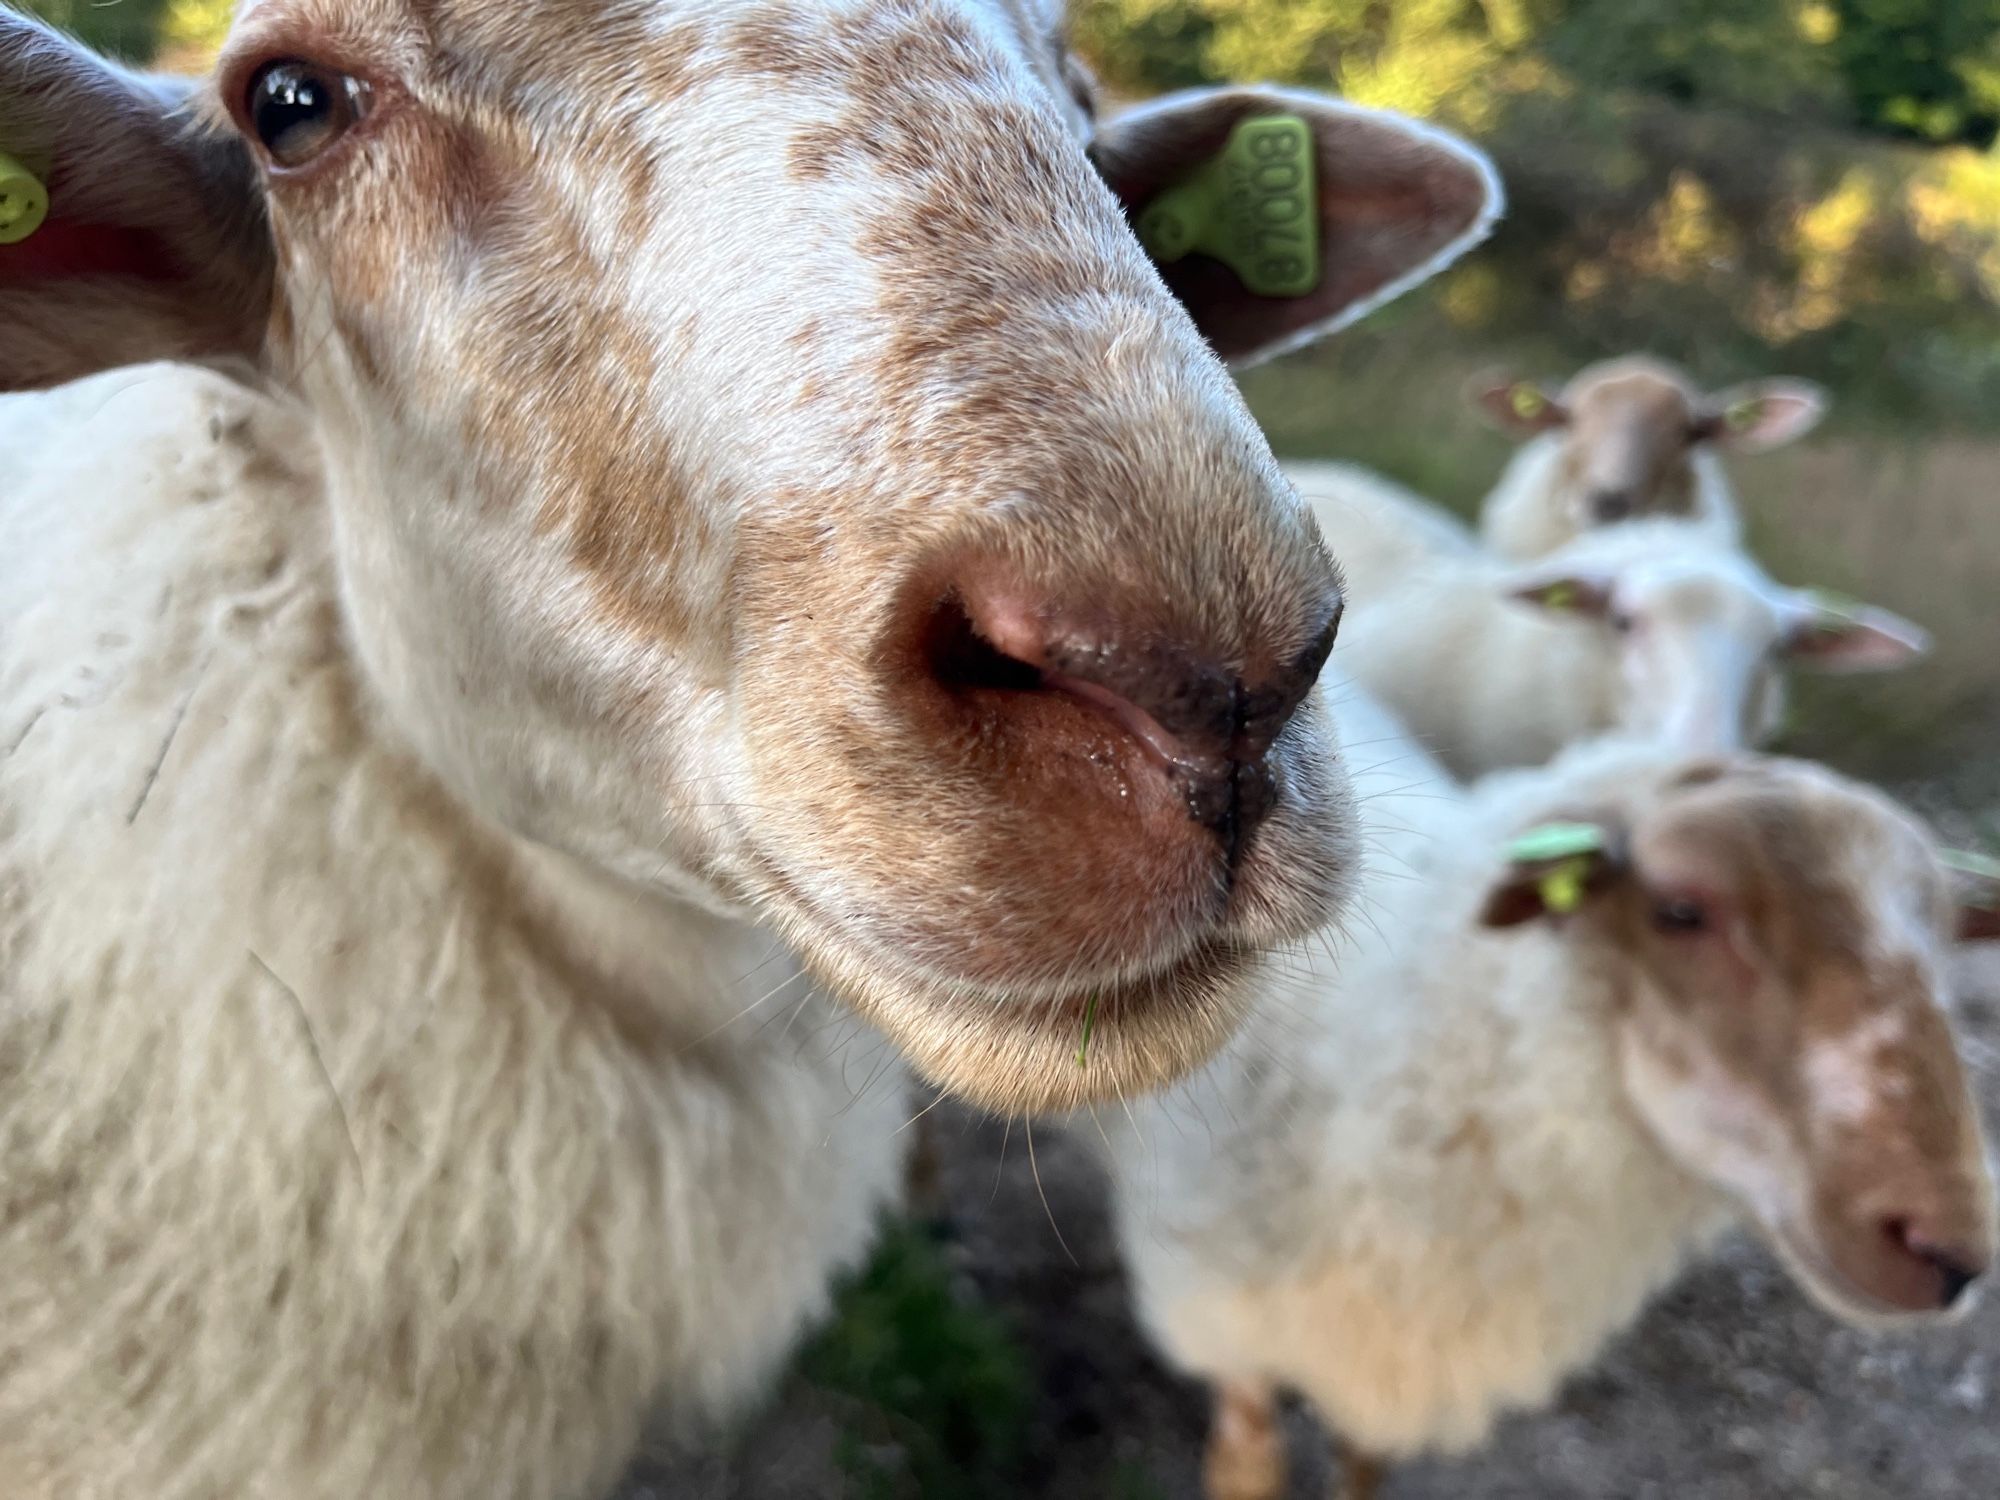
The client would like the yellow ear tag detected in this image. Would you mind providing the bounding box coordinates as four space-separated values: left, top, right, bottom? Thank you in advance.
0 151 50 246
1539 858 1590 915
1542 582 1577 611
1726 398 1763 431
1136 113 1320 298
1506 822 1606 916
1511 384 1548 421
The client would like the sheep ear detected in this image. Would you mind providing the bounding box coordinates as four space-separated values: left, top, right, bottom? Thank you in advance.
1942 851 2000 942
1092 87 1502 368
1479 822 1621 929
1471 375 1569 438
0 11 273 391
1781 591 1930 673
1698 380 1828 453
1506 568 1618 619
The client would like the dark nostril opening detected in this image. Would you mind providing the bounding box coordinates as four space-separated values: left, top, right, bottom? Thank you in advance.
1590 490 1635 523
922 593 1043 695
1883 1217 1984 1308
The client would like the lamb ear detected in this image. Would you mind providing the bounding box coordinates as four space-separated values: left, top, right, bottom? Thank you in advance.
1479 822 1621 929
1699 380 1829 453
1091 87 1503 368
1941 851 2000 942
0 11 273 391
1471 374 1569 438
1781 591 1931 674
1505 567 1618 619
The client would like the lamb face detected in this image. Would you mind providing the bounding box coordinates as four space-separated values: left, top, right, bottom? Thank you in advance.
1475 353 1827 555
1494 756 1998 1321
0 1 1503 1112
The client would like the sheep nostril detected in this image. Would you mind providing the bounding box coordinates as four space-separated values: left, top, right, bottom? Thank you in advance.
1590 490 1635 523
930 567 1336 857
1884 1217 1987 1309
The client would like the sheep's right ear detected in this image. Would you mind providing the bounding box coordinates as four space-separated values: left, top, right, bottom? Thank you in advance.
0 12 272 391
1471 375 1569 438
1092 87 1503 368
1479 821 1621 929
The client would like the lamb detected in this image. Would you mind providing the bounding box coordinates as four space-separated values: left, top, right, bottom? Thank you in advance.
1097 703 1999 1500
1296 472 1927 777
0 5 1504 1498
1473 354 1829 559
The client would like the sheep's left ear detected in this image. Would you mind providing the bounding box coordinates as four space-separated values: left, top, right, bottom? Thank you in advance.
1697 380 1829 453
1479 821 1622 929
1781 591 1931 673
1942 850 2000 942
1091 87 1503 367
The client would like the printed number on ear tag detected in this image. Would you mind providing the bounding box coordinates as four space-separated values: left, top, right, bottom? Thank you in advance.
1136 114 1320 299
0 151 49 246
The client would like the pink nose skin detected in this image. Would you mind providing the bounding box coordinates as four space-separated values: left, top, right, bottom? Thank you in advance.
932 567 1341 865
1882 1217 1988 1312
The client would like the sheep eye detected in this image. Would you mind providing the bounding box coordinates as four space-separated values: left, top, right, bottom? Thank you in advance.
1610 611 1637 635
1653 897 1709 934
247 61 367 168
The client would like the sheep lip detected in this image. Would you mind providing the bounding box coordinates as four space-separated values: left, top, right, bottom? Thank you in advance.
1043 669 1224 778
1769 1222 1968 1326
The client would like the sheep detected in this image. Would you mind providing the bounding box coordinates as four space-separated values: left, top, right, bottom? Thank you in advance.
0 3 1504 1496
1097 706 2000 1500
1300 483 1929 777
1472 354 1829 560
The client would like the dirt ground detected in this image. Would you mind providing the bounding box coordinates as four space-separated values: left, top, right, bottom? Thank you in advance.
625 776 2000 1500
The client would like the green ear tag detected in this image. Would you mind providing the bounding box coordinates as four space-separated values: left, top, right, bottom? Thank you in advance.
0 151 49 246
1542 583 1577 611
1726 398 1763 430
1941 849 2000 883
1136 113 1320 298
1511 384 1548 420
1507 821 1606 864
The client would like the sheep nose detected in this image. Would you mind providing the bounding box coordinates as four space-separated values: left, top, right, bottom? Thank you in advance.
1589 488 1636 523
1885 1218 1989 1310
927 566 1341 859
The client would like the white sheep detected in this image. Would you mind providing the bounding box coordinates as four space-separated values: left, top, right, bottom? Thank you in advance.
0 4 1504 1496
1296 469 1928 777
1098 705 1999 1500
1473 354 1828 559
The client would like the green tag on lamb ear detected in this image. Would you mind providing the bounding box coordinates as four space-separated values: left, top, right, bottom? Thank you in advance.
1507 822 1606 864
1541 582 1578 611
1726 398 1764 430
1941 849 2000 883
1136 113 1320 298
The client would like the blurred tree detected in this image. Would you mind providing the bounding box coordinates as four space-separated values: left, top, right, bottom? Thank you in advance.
17 0 172 61
1832 0 2000 145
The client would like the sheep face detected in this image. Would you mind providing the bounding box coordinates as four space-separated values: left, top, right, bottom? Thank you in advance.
0 3 1503 1111
1475 355 1827 533
1495 757 1997 1322
1508 545 1929 753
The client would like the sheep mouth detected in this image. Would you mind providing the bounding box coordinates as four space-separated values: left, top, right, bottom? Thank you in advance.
804 923 1257 1114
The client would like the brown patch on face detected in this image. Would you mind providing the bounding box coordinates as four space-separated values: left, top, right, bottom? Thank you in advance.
1556 357 1704 524
1605 760 1994 1313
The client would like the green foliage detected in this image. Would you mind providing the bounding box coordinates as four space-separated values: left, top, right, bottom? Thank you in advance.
799 1224 1034 1500
16 0 172 60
